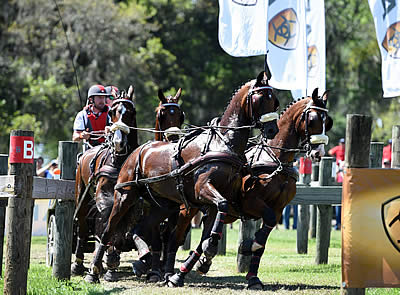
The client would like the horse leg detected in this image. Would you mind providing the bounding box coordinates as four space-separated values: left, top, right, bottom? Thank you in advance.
168 206 216 287
163 208 196 281
85 188 138 283
240 201 277 290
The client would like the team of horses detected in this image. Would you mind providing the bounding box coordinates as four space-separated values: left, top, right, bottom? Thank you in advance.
72 71 333 290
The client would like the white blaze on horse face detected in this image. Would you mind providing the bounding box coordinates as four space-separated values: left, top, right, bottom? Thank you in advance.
113 130 124 152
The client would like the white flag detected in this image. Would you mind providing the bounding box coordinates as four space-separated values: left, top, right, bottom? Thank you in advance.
218 0 268 57
291 0 326 98
369 0 400 98
267 0 307 90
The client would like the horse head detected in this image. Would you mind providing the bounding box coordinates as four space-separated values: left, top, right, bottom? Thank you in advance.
109 85 137 155
247 71 279 139
155 88 184 142
296 88 333 161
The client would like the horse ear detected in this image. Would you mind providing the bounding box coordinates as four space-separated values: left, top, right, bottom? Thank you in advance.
311 88 319 103
256 71 265 85
321 90 330 104
158 89 167 103
175 88 182 102
128 85 135 103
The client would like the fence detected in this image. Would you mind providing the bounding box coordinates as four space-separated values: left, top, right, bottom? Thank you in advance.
0 131 76 295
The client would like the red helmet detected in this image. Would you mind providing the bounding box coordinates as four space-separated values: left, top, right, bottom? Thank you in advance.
105 86 120 98
88 85 108 99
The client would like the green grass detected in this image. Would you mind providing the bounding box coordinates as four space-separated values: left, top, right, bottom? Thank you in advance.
0 221 399 294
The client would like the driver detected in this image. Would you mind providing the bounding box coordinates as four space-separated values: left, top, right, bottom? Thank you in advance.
72 84 110 148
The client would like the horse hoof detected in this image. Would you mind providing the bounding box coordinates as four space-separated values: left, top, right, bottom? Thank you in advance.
163 272 174 281
202 238 218 258
146 270 162 283
84 273 100 284
103 270 119 282
195 257 212 275
238 239 253 256
132 260 150 278
167 273 184 287
247 276 264 290
71 262 87 276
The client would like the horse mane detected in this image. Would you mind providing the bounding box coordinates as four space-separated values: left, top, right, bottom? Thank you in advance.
279 93 326 119
155 95 179 113
220 80 253 122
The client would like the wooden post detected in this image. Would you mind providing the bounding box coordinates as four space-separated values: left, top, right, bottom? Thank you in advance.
309 161 319 239
369 142 383 168
341 114 371 295
315 156 334 264
392 126 400 168
237 219 260 273
52 141 78 280
311 162 319 181
4 130 34 295
309 205 317 239
217 224 226 255
0 154 8 277
297 173 310 254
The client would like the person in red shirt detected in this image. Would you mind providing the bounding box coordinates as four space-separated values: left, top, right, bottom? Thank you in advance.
72 85 110 148
382 139 392 168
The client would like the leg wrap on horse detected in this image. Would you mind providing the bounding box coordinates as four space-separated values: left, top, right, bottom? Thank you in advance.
246 248 265 280
165 252 177 274
253 207 276 248
75 238 86 260
210 201 229 242
151 251 162 272
180 250 201 273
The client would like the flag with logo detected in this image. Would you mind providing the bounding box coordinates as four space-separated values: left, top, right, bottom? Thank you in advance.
368 0 400 98
291 0 326 98
267 0 307 90
218 0 269 57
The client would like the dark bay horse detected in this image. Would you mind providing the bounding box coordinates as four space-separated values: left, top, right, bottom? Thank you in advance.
85 71 280 283
175 88 333 289
72 86 185 283
72 86 138 280
155 88 184 142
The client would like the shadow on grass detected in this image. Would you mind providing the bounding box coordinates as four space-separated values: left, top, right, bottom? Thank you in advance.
83 267 339 293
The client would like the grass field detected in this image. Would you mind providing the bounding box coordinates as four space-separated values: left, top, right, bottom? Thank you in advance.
0 221 398 294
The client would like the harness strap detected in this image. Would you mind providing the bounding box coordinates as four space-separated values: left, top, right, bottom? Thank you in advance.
115 151 246 191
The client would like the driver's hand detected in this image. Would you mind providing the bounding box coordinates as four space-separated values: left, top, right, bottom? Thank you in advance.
80 131 90 140
105 126 111 134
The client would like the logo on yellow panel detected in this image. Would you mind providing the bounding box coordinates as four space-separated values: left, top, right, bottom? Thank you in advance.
382 196 400 253
307 45 319 77
268 8 299 50
382 21 400 59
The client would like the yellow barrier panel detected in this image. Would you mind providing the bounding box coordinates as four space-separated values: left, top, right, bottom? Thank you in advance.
342 168 400 288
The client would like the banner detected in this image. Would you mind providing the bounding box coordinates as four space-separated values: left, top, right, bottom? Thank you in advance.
291 0 326 98
267 0 307 90
342 168 400 288
218 0 268 57
368 0 400 98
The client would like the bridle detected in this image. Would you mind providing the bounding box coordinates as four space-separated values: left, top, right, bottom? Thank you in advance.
247 85 279 129
157 102 184 141
296 100 329 156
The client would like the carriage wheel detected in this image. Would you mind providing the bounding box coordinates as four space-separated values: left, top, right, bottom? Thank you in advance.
46 214 56 267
